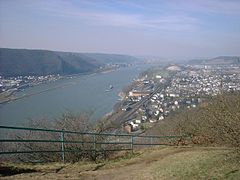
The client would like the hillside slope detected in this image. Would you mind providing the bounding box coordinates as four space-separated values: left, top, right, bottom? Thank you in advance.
145 92 240 150
0 48 140 76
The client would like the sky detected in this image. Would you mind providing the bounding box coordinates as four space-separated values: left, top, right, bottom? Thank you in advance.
0 0 240 59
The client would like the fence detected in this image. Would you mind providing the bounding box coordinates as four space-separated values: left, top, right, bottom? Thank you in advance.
0 125 188 162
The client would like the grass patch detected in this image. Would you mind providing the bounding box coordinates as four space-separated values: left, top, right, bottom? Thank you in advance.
151 148 240 179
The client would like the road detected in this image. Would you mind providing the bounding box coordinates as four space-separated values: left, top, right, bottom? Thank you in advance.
120 85 163 122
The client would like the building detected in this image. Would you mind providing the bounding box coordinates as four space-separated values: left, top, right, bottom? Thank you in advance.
129 91 150 97
123 124 132 133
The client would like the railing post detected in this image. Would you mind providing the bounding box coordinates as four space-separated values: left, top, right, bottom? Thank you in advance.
61 129 65 163
150 137 153 145
93 134 96 159
131 135 134 154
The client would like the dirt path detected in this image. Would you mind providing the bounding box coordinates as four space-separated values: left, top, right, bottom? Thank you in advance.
78 147 188 180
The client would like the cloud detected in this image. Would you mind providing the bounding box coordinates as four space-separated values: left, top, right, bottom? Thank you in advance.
109 0 240 17
164 0 240 15
27 0 199 32
196 0 240 14
66 11 198 32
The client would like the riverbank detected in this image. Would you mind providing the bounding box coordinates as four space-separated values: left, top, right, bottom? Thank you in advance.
0 82 75 104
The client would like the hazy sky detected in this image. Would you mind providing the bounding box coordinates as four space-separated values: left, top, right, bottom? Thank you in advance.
0 0 240 59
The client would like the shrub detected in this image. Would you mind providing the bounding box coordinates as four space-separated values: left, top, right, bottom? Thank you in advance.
2 111 120 163
147 92 240 154
180 93 240 150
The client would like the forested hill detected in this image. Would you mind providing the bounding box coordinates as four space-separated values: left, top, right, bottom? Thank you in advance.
0 48 139 76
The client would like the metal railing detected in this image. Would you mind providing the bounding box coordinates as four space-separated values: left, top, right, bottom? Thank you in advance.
0 125 188 162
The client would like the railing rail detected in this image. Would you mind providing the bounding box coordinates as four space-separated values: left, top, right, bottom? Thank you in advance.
0 125 189 162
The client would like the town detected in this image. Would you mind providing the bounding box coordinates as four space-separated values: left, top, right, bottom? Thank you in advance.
121 63 240 133
0 75 62 104
0 74 62 93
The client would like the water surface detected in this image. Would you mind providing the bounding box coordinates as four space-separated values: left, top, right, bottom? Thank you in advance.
0 65 152 126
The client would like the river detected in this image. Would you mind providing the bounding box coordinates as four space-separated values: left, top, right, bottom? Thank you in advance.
0 64 152 126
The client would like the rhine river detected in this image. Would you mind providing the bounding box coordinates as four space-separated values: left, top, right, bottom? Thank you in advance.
0 64 152 126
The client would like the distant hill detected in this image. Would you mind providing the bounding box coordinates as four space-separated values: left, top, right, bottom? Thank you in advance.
0 48 139 76
188 56 240 65
205 56 240 65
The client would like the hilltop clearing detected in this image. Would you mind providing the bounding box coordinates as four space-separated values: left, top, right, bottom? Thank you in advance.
1 147 239 179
